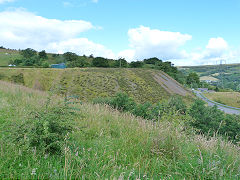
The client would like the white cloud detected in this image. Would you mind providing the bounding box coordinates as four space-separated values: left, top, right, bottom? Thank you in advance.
204 37 229 59
118 27 238 65
119 26 192 61
0 9 114 57
206 37 228 50
0 0 14 4
92 0 98 3
47 38 115 58
118 49 135 60
186 37 232 65
63 1 73 7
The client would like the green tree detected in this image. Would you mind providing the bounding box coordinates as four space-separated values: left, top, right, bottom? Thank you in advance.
143 57 162 65
8 60 14 65
42 61 49 68
63 52 78 62
39 50 48 59
13 59 23 65
186 72 200 87
114 58 128 68
92 57 109 67
20 48 37 59
129 61 144 68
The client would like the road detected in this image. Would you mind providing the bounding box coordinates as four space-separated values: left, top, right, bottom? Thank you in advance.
193 90 240 115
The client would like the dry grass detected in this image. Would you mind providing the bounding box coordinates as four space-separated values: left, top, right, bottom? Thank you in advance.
205 92 240 108
200 76 219 81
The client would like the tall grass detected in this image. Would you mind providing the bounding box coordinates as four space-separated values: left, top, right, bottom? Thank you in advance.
0 81 240 179
205 92 240 108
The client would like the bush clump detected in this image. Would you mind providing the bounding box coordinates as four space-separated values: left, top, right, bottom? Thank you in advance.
94 92 185 121
94 92 136 112
168 95 187 114
189 99 240 143
10 73 25 85
13 104 76 154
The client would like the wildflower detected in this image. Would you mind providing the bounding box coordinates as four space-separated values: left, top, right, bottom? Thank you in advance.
44 154 48 159
31 168 37 175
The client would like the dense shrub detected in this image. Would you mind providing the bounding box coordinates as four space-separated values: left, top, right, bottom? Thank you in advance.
168 95 187 114
113 58 128 68
13 104 76 154
10 73 24 85
131 102 154 119
94 93 186 121
42 61 50 68
189 99 240 143
108 92 136 111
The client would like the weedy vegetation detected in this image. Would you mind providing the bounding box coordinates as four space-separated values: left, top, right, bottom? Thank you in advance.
1 81 240 179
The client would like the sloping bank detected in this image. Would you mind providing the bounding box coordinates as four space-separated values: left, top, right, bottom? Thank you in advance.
0 81 240 179
0 68 192 103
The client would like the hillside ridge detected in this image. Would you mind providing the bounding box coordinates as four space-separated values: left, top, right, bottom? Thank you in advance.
0 68 192 103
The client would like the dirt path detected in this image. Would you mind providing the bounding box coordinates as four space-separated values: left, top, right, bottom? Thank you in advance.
153 71 190 96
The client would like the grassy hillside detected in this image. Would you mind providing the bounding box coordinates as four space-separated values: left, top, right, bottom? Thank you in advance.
204 92 240 108
1 80 240 179
0 48 65 67
0 68 192 103
0 49 21 66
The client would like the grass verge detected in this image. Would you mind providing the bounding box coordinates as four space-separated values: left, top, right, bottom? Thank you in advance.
205 92 240 108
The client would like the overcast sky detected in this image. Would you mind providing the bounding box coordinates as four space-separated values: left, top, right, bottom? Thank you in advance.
0 0 240 65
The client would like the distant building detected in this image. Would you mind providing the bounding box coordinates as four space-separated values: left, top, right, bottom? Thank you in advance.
197 88 215 93
8 64 16 67
197 88 209 92
51 63 66 69
202 80 218 84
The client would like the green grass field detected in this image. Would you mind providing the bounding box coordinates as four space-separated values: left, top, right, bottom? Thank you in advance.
0 49 21 66
1 80 240 179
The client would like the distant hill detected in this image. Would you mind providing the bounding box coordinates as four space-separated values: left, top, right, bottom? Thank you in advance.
0 68 192 103
0 48 21 66
178 63 240 91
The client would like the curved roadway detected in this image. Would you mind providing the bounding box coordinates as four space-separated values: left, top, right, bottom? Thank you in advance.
193 90 240 115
